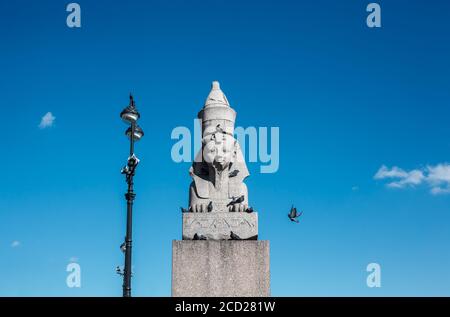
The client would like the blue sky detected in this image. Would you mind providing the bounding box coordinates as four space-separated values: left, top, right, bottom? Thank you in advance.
1 0 450 296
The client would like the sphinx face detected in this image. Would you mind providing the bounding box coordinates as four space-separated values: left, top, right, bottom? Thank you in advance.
203 132 235 171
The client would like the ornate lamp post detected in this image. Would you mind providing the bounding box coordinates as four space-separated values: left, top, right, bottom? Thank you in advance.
119 94 144 297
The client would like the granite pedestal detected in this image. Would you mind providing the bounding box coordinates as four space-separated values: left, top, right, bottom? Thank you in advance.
172 240 270 297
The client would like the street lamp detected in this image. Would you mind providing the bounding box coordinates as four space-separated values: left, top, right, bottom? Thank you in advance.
119 94 143 297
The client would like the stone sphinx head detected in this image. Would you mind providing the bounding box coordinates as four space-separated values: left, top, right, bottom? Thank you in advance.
202 129 236 171
192 81 248 175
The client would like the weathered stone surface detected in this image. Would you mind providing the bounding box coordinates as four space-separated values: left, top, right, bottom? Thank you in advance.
182 212 258 240
188 81 251 226
172 240 270 297
183 212 258 240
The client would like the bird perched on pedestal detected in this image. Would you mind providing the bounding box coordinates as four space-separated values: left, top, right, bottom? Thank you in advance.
180 207 190 213
288 205 303 223
245 207 254 213
230 231 242 240
193 233 207 240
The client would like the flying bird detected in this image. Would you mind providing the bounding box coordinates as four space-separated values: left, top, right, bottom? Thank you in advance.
193 233 207 240
227 195 245 207
288 205 303 223
207 201 213 212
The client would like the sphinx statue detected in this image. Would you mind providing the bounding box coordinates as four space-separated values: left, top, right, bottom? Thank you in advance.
183 81 258 240
189 81 249 214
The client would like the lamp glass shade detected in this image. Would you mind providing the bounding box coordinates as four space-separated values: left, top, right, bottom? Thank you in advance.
120 110 139 124
126 125 144 141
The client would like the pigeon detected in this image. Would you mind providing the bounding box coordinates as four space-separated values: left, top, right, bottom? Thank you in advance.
193 233 207 240
245 207 254 213
120 242 126 253
288 205 303 223
116 266 124 276
229 170 239 177
207 201 213 212
180 207 190 213
121 165 130 175
216 124 225 134
227 195 245 207
230 231 242 240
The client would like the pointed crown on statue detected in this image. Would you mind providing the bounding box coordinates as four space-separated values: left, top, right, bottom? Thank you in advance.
198 81 236 138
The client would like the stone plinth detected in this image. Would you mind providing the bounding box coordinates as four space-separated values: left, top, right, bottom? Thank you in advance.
172 240 270 297
182 212 258 240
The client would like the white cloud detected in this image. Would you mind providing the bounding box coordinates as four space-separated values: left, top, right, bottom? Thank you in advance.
427 164 450 195
374 163 450 195
374 165 409 179
39 112 55 129
11 240 20 248
430 187 450 195
374 165 425 188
